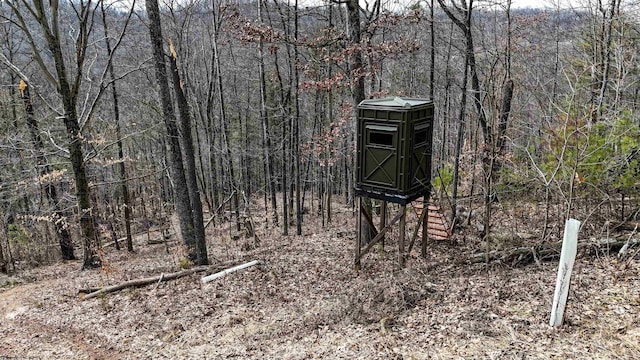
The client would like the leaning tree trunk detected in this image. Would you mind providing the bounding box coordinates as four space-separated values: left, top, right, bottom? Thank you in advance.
146 0 198 260
168 40 209 265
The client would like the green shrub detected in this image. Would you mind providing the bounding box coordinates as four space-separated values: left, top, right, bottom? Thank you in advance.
432 164 454 194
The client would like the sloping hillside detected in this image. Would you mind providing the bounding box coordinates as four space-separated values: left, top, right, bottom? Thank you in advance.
1 200 639 359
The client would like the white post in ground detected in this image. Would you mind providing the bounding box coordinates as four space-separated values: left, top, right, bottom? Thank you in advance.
549 218 581 327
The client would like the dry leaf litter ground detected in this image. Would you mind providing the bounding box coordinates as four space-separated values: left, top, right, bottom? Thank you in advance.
0 199 639 359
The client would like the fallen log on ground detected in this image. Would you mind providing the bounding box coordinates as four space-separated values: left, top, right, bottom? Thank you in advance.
80 262 236 300
470 238 640 264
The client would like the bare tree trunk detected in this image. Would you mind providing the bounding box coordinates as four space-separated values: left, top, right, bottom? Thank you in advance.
0 238 5 273
263 1 290 234
203 43 220 214
168 40 209 265
146 0 198 260
345 0 374 242
496 0 514 156
429 0 435 100
193 118 212 212
211 2 241 232
496 80 514 154
243 96 253 197
283 114 290 236
325 2 335 220
593 0 619 122
326 86 334 225
0 207 8 273
451 55 469 226
294 0 302 235
64 99 97 268
52 32 96 267
257 0 279 226
101 3 133 253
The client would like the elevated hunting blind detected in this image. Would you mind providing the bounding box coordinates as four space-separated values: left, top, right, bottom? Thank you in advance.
354 97 435 269
356 97 434 205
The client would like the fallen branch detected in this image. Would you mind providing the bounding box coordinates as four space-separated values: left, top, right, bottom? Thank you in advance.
80 262 235 300
201 260 261 284
470 238 640 264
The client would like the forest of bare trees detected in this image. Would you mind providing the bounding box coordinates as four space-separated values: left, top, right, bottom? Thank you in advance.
0 0 638 270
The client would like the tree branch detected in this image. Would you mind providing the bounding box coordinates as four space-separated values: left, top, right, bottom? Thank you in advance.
5 1 58 86
79 262 238 300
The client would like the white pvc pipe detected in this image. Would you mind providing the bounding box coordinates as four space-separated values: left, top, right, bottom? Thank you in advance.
201 260 261 284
